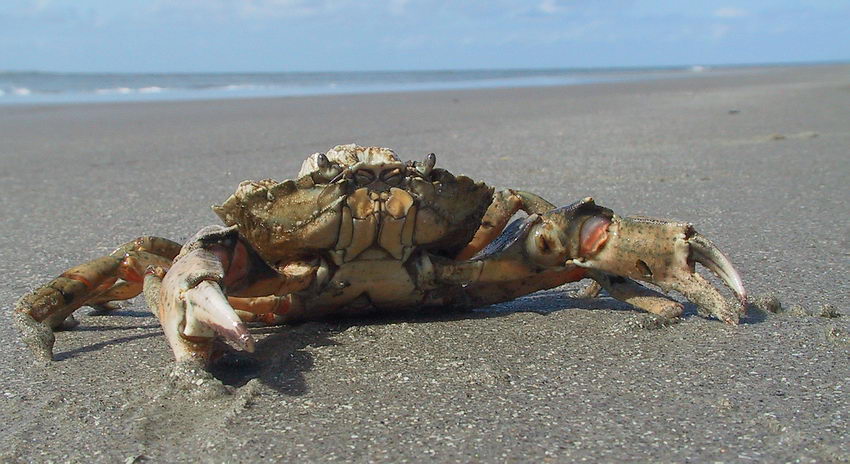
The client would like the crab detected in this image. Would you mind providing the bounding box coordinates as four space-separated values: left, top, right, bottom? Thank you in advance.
14 144 747 385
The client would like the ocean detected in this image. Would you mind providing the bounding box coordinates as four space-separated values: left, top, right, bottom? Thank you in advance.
0 67 711 105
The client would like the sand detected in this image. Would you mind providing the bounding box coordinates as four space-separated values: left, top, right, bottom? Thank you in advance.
1 64 848 463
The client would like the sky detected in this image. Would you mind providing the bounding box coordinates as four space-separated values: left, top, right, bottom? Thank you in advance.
1 0 848 72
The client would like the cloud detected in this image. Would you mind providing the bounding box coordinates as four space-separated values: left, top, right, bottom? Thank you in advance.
388 0 408 15
30 0 52 13
149 0 351 20
0 0 104 25
537 0 564 15
713 7 748 18
238 0 340 18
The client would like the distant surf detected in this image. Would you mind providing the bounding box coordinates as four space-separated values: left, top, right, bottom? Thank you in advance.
0 67 712 105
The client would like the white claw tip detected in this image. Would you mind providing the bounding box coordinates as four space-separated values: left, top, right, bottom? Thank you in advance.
184 281 254 351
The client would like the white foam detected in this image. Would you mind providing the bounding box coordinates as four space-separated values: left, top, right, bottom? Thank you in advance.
220 84 263 91
95 87 133 95
12 87 32 96
138 86 164 93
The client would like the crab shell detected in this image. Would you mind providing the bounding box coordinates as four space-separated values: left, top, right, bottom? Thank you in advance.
212 144 494 269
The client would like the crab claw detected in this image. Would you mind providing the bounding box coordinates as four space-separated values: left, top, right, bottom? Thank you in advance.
571 211 747 324
147 248 255 368
184 281 254 353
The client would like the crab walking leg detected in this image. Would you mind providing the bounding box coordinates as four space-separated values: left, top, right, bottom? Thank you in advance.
85 280 144 308
13 237 180 361
434 261 683 318
455 190 555 260
228 295 290 324
86 237 183 309
446 267 592 308
442 267 685 320
225 259 318 324
585 271 684 318
568 270 682 315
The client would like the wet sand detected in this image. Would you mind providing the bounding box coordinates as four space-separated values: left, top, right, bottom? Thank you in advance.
1 64 848 463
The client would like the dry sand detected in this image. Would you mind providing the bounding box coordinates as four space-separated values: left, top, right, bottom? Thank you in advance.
1 64 848 463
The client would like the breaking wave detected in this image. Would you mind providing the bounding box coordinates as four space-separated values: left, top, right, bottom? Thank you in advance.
0 67 708 105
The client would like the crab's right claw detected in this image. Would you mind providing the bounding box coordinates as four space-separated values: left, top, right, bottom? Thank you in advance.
146 248 254 369
574 214 747 324
183 281 254 353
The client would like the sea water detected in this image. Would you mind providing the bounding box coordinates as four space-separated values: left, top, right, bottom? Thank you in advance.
0 67 709 105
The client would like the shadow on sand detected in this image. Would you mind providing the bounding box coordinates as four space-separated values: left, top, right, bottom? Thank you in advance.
206 289 765 395
51 289 766 394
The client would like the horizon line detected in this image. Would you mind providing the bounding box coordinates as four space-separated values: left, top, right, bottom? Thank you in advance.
2 59 848 76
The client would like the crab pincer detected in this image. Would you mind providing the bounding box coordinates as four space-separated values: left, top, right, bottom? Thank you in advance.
564 205 747 323
145 247 254 368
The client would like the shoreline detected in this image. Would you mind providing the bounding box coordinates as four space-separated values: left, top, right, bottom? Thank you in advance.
2 62 845 107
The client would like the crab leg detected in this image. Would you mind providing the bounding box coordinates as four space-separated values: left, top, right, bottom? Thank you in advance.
13 237 180 361
586 271 684 319
145 225 318 368
144 249 255 367
455 190 555 260
144 247 252 367
435 198 746 323
456 190 665 309
140 227 251 366
571 213 746 323
228 295 290 324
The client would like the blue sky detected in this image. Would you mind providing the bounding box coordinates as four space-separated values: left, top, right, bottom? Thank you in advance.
1 0 848 72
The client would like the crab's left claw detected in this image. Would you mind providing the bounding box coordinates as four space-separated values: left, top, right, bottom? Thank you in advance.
567 208 747 324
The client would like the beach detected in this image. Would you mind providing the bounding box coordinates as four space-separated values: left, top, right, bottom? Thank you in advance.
1 64 848 462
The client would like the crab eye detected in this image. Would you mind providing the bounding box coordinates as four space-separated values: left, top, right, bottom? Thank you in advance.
382 169 403 186
311 161 343 184
354 170 375 185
